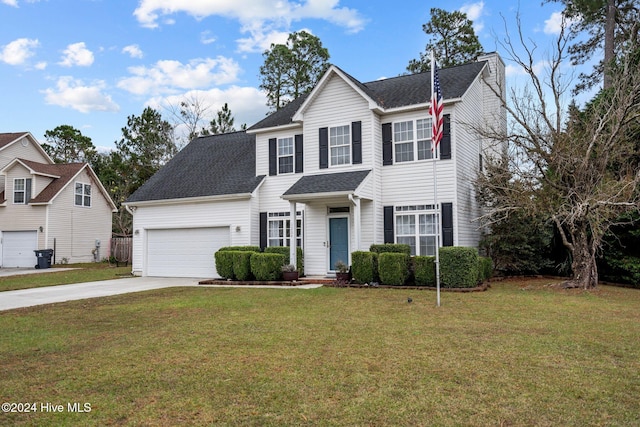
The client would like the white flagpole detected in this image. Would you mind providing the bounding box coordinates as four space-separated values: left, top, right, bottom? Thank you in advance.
431 50 441 307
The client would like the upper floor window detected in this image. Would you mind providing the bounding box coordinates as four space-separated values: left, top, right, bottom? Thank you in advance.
394 119 433 163
330 125 350 166
13 178 31 204
278 137 294 174
75 182 91 207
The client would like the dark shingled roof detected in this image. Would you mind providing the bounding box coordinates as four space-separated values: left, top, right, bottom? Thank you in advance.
126 131 265 203
21 160 86 204
0 132 28 149
249 61 487 131
283 170 371 196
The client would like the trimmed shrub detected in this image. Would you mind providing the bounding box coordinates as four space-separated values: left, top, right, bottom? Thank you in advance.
370 243 411 256
440 247 479 288
414 256 436 286
250 253 285 281
378 252 410 286
214 251 235 279
218 246 261 253
264 246 304 275
478 256 493 283
351 251 378 284
232 251 254 281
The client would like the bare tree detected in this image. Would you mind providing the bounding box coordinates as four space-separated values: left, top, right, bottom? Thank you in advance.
475 15 640 288
164 93 212 148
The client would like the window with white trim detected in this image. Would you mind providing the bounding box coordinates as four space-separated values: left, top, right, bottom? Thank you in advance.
278 137 294 174
268 211 303 247
75 182 91 207
330 125 350 166
13 178 31 204
395 205 437 256
394 118 433 163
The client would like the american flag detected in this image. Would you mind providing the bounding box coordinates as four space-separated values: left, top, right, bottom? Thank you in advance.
429 62 444 151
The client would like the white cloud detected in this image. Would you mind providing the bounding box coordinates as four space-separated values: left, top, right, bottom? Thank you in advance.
2 0 18 6
117 56 241 95
133 0 366 51
0 38 39 65
59 42 94 67
122 44 143 58
200 30 216 45
460 2 485 34
543 11 578 35
43 76 119 113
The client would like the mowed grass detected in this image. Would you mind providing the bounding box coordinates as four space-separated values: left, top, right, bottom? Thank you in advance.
0 264 132 292
1 279 639 426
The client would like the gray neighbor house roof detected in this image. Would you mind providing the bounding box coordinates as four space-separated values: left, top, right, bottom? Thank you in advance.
128 60 486 203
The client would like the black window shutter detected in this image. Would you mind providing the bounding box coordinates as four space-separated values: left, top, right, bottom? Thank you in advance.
383 206 394 243
268 138 277 175
441 202 453 246
295 134 303 173
260 212 268 250
319 127 328 169
352 121 362 164
440 114 451 160
382 123 392 166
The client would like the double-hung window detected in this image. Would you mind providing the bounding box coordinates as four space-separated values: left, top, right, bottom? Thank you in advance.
75 182 91 207
278 137 294 174
268 212 303 247
330 125 350 166
394 118 433 163
13 178 31 204
395 205 437 256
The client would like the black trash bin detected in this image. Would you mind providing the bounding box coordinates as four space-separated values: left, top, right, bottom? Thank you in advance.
34 249 54 269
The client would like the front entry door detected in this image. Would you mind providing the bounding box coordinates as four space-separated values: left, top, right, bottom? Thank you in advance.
329 217 349 271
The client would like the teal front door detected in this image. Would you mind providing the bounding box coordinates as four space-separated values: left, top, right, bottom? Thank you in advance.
329 217 349 271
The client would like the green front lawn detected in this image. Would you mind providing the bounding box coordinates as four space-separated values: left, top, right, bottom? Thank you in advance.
0 264 132 292
1 279 639 426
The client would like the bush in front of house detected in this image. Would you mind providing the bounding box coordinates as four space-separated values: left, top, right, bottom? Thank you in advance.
264 246 304 275
218 246 262 253
232 251 254 281
214 251 236 279
414 256 436 286
478 256 493 283
369 243 411 256
351 251 378 284
250 253 286 281
440 247 479 288
378 252 410 286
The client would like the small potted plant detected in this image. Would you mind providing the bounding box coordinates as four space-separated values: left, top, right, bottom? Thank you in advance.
281 264 299 281
335 260 350 283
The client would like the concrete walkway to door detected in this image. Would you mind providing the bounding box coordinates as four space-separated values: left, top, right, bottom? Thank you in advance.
0 276 323 312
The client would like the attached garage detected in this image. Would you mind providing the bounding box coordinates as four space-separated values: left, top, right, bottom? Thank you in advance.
1 230 38 268
146 227 230 278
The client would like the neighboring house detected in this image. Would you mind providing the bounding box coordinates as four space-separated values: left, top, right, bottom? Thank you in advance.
125 53 506 278
0 132 117 267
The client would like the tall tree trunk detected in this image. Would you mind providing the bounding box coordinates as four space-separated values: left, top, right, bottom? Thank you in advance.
603 0 616 89
567 227 599 289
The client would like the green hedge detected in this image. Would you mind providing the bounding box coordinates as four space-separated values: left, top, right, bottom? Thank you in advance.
378 252 410 286
351 251 378 284
478 256 493 283
214 251 236 279
264 246 304 275
414 256 436 286
370 243 411 256
440 247 479 288
218 246 262 253
232 251 254 281
250 253 285 281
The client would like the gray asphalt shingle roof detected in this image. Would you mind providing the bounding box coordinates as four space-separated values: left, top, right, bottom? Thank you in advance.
283 170 371 196
126 131 265 203
249 60 486 130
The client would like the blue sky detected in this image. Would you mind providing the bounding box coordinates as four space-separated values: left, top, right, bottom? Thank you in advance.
1 0 578 151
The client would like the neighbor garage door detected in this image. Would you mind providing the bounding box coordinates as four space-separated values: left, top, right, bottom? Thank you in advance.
2 230 38 268
146 227 230 278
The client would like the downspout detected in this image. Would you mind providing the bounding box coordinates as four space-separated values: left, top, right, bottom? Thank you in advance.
348 194 361 252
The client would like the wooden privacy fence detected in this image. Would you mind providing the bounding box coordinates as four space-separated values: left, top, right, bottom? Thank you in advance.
110 237 132 266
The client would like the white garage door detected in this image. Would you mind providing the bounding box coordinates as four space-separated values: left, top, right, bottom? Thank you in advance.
146 227 230 278
2 231 38 268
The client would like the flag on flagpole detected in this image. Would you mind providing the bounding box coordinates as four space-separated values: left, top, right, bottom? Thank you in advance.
429 58 444 152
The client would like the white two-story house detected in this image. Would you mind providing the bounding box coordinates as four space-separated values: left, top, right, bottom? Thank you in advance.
124 53 506 278
0 132 117 267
